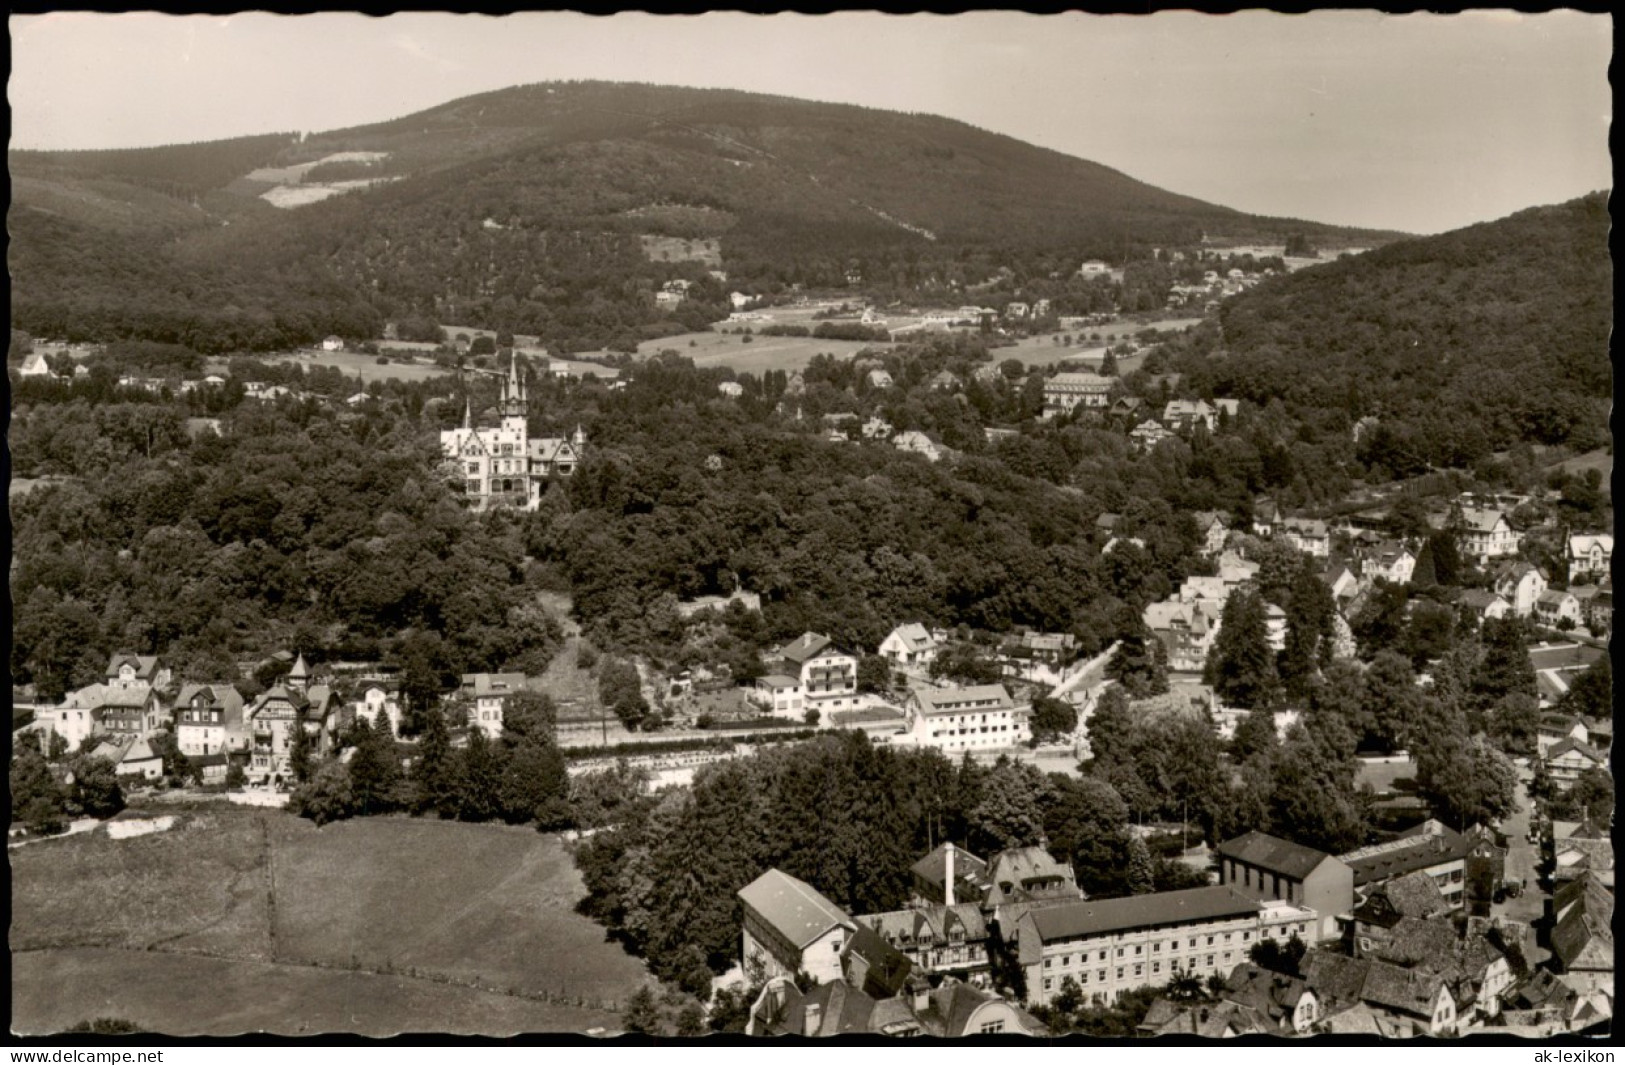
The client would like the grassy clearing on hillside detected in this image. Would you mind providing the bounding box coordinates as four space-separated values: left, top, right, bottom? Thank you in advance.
638 234 723 266
9 808 649 1036
272 818 644 1005
12 949 614 1038
578 331 886 375
1546 447 1612 482
10 809 271 957
256 349 454 383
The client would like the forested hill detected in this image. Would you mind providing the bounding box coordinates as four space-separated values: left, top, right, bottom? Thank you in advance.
10 80 1396 353
1170 193 1612 475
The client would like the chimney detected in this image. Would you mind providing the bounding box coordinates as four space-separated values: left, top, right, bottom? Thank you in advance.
803 1002 822 1038
911 975 931 1013
945 843 955 907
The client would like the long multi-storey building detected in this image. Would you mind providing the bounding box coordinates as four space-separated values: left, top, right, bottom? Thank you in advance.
1017 886 1318 1007
439 355 584 512
901 684 1030 753
1041 372 1113 419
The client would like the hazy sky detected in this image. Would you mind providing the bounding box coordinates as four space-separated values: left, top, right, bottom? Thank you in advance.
8 11 1611 234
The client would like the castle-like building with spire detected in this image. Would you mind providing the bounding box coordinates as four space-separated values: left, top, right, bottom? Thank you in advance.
439 353 584 511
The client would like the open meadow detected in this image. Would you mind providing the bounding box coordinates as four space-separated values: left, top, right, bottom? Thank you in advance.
576 330 887 375
218 349 455 384
9 807 650 1036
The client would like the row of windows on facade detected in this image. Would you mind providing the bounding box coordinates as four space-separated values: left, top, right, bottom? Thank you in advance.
930 725 1015 738
1043 921 1308 963
1043 953 1230 993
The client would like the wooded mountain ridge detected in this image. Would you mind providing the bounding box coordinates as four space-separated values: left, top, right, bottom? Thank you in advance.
10 80 1398 353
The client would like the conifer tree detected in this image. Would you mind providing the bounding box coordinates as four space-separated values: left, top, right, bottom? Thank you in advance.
458 728 503 822
1126 833 1155 895
1208 589 1277 709
288 712 315 785
413 706 455 816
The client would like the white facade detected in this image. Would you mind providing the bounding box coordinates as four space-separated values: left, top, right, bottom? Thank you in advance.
353 685 404 734
879 623 941 668
1495 565 1547 618
1568 534 1612 582
1042 373 1112 419
1458 509 1519 565
34 706 100 752
439 355 582 512
752 675 805 717
902 685 1030 753
1022 894 1318 1007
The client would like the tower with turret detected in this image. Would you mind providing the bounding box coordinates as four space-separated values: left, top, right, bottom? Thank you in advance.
438 349 583 512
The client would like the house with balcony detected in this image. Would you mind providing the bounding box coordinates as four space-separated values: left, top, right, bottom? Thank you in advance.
855 904 993 987
1279 518 1331 558
1143 598 1219 672
900 684 1030 754
752 632 860 717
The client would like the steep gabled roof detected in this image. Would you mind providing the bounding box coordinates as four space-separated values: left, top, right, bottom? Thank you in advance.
778 632 836 665
841 923 913 999
1302 951 1371 1012
1372 871 1449 921
1459 507 1509 533
739 869 854 949
1551 872 1615 972
1547 737 1605 763
1359 959 1448 1019
910 843 990 899
887 622 936 652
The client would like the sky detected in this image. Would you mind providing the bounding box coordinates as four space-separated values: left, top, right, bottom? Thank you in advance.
8 11 1612 234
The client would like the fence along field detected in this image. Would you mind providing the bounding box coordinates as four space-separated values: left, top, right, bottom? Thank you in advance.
9 807 650 1036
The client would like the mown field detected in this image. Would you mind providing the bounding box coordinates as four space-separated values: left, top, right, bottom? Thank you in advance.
267 349 456 383
574 331 887 375
9 807 650 1036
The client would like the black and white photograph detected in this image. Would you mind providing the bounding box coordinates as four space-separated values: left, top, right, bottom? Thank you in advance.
7 10 1613 1044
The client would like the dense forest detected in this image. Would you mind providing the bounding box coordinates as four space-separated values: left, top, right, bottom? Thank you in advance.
8 379 560 703
1169 193 1612 473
